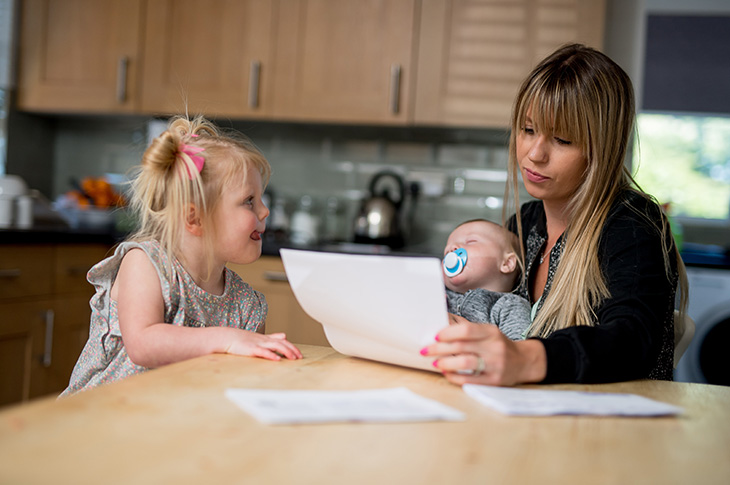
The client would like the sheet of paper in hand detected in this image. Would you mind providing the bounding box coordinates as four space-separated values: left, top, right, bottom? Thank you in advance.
280 248 448 372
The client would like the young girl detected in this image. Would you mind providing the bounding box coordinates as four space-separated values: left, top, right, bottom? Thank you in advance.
61 115 302 396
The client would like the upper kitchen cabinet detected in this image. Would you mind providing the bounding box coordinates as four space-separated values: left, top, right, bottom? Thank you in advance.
271 0 418 125
140 0 276 118
16 0 143 113
414 0 606 128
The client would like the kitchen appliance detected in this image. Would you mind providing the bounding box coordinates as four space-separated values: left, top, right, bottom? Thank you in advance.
290 195 319 246
354 170 406 248
0 174 30 228
674 244 730 386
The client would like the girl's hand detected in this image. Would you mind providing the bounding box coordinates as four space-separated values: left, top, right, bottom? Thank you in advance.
421 315 547 386
225 331 303 361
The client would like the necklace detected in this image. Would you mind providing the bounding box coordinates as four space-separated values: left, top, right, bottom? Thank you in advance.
539 241 554 265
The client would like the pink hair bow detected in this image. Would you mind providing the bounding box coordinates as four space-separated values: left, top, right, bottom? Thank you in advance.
178 142 206 179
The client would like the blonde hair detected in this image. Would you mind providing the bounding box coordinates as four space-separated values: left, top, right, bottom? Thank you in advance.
503 44 687 337
128 115 271 271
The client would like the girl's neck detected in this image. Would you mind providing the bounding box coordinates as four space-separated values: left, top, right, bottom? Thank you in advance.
177 234 226 296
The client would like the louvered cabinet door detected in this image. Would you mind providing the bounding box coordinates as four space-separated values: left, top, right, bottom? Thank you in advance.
414 0 606 128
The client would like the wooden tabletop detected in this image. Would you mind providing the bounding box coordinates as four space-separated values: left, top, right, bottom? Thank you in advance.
1 345 729 484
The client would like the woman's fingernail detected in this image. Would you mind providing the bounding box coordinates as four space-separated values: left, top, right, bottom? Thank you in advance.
435 334 440 342
432 360 439 368
420 347 428 356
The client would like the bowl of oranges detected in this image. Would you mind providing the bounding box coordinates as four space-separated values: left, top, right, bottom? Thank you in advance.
55 176 127 230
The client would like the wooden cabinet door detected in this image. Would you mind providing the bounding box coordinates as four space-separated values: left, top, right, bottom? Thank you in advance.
228 257 329 347
16 0 143 113
141 0 276 118
414 0 606 128
272 0 417 124
0 300 50 406
34 296 91 398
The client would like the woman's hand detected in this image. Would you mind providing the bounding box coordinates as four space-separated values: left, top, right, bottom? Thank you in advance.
421 314 547 386
225 331 303 361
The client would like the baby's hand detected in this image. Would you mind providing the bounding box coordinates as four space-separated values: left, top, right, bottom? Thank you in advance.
226 331 302 361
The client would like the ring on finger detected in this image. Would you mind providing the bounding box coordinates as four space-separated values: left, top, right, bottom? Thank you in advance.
455 354 486 376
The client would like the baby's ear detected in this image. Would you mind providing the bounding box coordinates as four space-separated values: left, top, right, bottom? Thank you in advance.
185 204 203 236
500 252 517 275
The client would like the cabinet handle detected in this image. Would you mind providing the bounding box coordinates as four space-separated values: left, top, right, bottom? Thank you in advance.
249 60 261 109
390 64 402 115
263 271 288 282
0 268 21 278
42 309 55 368
117 56 129 103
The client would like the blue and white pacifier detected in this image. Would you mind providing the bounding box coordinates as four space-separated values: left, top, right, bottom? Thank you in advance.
443 248 468 278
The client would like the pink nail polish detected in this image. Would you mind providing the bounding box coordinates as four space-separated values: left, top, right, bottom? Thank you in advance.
420 347 428 356
432 360 439 368
435 334 440 342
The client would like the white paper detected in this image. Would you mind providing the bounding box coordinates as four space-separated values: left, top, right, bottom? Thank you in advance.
463 384 684 417
225 387 465 425
279 249 448 372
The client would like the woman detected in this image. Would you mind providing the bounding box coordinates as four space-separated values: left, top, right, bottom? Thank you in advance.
422 44 687 385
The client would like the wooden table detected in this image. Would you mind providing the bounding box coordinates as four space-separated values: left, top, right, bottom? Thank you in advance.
1 345 729 484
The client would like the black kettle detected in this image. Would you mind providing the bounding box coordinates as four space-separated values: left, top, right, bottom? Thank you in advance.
354 170 406 248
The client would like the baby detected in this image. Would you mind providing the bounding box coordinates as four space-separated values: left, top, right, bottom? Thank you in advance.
443 219 531 340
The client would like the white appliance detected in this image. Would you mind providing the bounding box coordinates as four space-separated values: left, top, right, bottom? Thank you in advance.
674 264 730 385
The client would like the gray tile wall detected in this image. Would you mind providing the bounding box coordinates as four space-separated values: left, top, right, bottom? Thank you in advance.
46 117 531 256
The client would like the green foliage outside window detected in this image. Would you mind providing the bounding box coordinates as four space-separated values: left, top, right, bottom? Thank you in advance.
633 113 730 220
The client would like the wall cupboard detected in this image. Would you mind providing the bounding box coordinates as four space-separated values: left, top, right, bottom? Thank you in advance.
270 0 417 124
16 0 605 128
0 244 111 407
141 0 276 118
415 0 607 128
16 0 143 113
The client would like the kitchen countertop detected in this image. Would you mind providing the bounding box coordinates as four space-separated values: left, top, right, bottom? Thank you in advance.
1 224 439 259
0 224 125 245
1 345 729 484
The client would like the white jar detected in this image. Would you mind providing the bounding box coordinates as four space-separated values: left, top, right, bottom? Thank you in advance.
16 195 33 229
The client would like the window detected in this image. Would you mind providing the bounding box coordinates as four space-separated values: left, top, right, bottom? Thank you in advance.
633 113 730 221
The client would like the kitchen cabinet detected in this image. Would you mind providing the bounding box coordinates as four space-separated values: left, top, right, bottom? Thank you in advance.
414 0 606 128
271 0 418 124
16 0 143 113
140 0 276 118
0 244 110 406
228 256 329 347
15 0 605 129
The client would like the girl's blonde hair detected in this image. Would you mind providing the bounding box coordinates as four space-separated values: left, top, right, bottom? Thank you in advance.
129 115 271 269
503 44 687 337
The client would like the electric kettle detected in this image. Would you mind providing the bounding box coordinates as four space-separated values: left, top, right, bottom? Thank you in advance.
354 170 405 248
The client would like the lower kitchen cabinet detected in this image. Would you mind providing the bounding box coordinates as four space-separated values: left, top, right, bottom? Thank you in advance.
228 256 329 347
0 244 111 407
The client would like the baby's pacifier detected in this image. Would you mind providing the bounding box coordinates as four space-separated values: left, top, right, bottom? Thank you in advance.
443 248 468 277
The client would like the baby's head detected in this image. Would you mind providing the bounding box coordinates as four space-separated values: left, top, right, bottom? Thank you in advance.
443 219 521 294
130 115 271 261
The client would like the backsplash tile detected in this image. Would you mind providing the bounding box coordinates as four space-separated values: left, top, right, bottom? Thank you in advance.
47 117 520 255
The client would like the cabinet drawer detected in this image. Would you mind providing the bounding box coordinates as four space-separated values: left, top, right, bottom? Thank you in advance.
232 256 289 290
54 244 110 295
228 257 329 346
0 245 54 300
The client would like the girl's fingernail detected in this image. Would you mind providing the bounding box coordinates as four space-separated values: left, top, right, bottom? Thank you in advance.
420 347 428 356
432 360 439 368
435 334 440 342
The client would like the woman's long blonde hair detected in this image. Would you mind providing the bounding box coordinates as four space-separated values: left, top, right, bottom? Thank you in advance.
504 44 687 337
129 115 271 272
